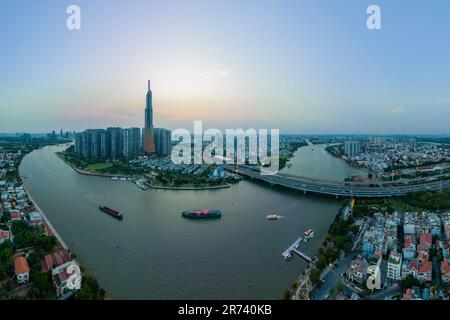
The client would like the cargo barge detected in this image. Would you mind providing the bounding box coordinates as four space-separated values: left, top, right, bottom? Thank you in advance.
99 206 123 220
181 209 221 219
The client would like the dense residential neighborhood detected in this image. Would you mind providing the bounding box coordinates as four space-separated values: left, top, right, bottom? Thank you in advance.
0 137 103 300
290 197 450 300
327 137 450 180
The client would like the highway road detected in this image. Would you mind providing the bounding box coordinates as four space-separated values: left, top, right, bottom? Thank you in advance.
224 165 450 198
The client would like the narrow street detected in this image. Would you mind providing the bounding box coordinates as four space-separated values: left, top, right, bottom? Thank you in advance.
310 253 357 300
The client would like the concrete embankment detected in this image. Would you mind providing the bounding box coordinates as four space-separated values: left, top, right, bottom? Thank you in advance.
145 183 231 191
22 185 69 250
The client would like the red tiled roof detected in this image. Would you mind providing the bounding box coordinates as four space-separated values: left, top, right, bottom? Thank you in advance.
441 262 450 274
404 236 415 248
52 250 69 266
409 260 418 271
10 211 20 220
420 233 432 246
58 270 69 282
419 261 432 273
14 256 29 275
43 254 53 271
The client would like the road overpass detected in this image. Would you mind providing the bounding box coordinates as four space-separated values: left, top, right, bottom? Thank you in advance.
224 165 450 198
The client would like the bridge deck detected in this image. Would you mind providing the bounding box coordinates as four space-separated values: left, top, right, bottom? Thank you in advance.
224 165 450 198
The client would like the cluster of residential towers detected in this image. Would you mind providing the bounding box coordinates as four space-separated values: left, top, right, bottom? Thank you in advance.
74 81 171 159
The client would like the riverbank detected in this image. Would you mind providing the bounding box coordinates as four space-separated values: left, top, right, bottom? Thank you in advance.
325 145 373 177
56 152 129 178
21 184 69 250
58 151 232 190
144 183 231 190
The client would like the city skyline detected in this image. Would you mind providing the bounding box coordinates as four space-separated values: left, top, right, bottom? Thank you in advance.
1 0 450 134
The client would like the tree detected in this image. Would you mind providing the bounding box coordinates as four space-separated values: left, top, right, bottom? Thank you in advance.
75 275 105 300
34 235 57 252
11 220 34 249
290 281 298 291
1 211 11 223
0 240 13 279
27 252 42 272
30 271 52 299
309 268 322 286
335 235 348 250
281 289 291 300
400 274 420 290
316 255 328 270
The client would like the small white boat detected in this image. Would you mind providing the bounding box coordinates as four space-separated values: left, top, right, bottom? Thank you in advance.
304 229 315 241
266 214 281 220
111 176 119 181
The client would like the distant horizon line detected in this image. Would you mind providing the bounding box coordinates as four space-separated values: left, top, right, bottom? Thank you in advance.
1 131 449 137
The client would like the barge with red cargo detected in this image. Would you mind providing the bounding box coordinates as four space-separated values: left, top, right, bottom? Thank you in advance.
182 209 221 219
99 206 123 220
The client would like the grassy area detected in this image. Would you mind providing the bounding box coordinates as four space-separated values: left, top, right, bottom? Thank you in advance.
398 188 450 210
86 162 113 171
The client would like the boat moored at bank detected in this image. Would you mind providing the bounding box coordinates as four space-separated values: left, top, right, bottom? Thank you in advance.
304 228 315 241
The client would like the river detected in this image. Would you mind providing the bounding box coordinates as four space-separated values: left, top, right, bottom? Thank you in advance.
280 144 367 181
19 144 346 299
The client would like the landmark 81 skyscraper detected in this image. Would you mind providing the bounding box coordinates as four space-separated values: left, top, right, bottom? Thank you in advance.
144 80 156 153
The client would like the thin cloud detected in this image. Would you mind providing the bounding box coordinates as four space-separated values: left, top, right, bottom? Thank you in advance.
214 64 231 78
197 64 231 79
391 107 406 113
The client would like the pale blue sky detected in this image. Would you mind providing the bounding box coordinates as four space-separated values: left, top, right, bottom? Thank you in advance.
1 0 449 134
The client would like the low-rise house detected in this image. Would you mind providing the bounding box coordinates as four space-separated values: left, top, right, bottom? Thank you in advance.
444 219 450 241
362 227 387 259
14 256 30 284
404 212 419 235
402 287 422 300
402 259 419 279
427 213 442 237
52 260 82 296
441 262 450 284
28 211 43 225
418 261 432 282
347 257 369 285
403 235 416 260
41 249 70 272
419 233 432 253
9 210 21 221
0 230 10 244
42 254 54 273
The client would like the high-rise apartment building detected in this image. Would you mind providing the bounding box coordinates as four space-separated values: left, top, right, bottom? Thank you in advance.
154 128 171 156
75 127 141 159
123 127 141 158
107 127 123 159
100 130 111 158
410 138 417 151
344 141 361 157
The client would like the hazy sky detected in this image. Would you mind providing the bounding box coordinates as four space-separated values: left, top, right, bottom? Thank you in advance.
1 0 449 134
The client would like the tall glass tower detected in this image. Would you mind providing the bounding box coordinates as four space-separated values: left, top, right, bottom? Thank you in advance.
145 80 153 127
144 80 156 153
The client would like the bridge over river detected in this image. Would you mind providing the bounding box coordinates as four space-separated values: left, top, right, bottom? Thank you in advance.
224 165 450 198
